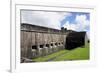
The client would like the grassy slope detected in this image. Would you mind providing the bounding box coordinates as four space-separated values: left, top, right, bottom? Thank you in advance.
33 44 89 62
32 50 69 62
54 46 89 61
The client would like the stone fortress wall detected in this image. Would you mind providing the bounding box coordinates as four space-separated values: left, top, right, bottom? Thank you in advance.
21 23 67 59
21 23 87 62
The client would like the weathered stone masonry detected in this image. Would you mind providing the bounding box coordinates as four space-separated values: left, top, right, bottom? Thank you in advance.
21 23 87 62
21 23 67 59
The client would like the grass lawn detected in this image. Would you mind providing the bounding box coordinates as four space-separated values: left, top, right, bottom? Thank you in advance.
32 44 89 62
32 50 69 62
54 46 89 61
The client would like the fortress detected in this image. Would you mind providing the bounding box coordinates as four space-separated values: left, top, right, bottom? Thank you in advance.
21 23 87 63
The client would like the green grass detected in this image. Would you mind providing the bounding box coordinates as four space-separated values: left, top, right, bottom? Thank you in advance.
32 50 69 62
54 46 89 61
33 44 89 62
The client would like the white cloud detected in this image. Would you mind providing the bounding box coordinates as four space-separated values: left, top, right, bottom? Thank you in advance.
62 14 90 38
63 14 89 31
75 15 89 31
62 21 78 30
21 11 90 38
21 10 72 30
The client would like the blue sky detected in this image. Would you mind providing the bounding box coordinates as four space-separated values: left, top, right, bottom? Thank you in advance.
61 12 90 27
21 10 90 38
61 12 90 38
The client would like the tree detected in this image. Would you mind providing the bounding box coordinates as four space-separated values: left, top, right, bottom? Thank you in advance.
64 28 67 31
61 27 64 31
